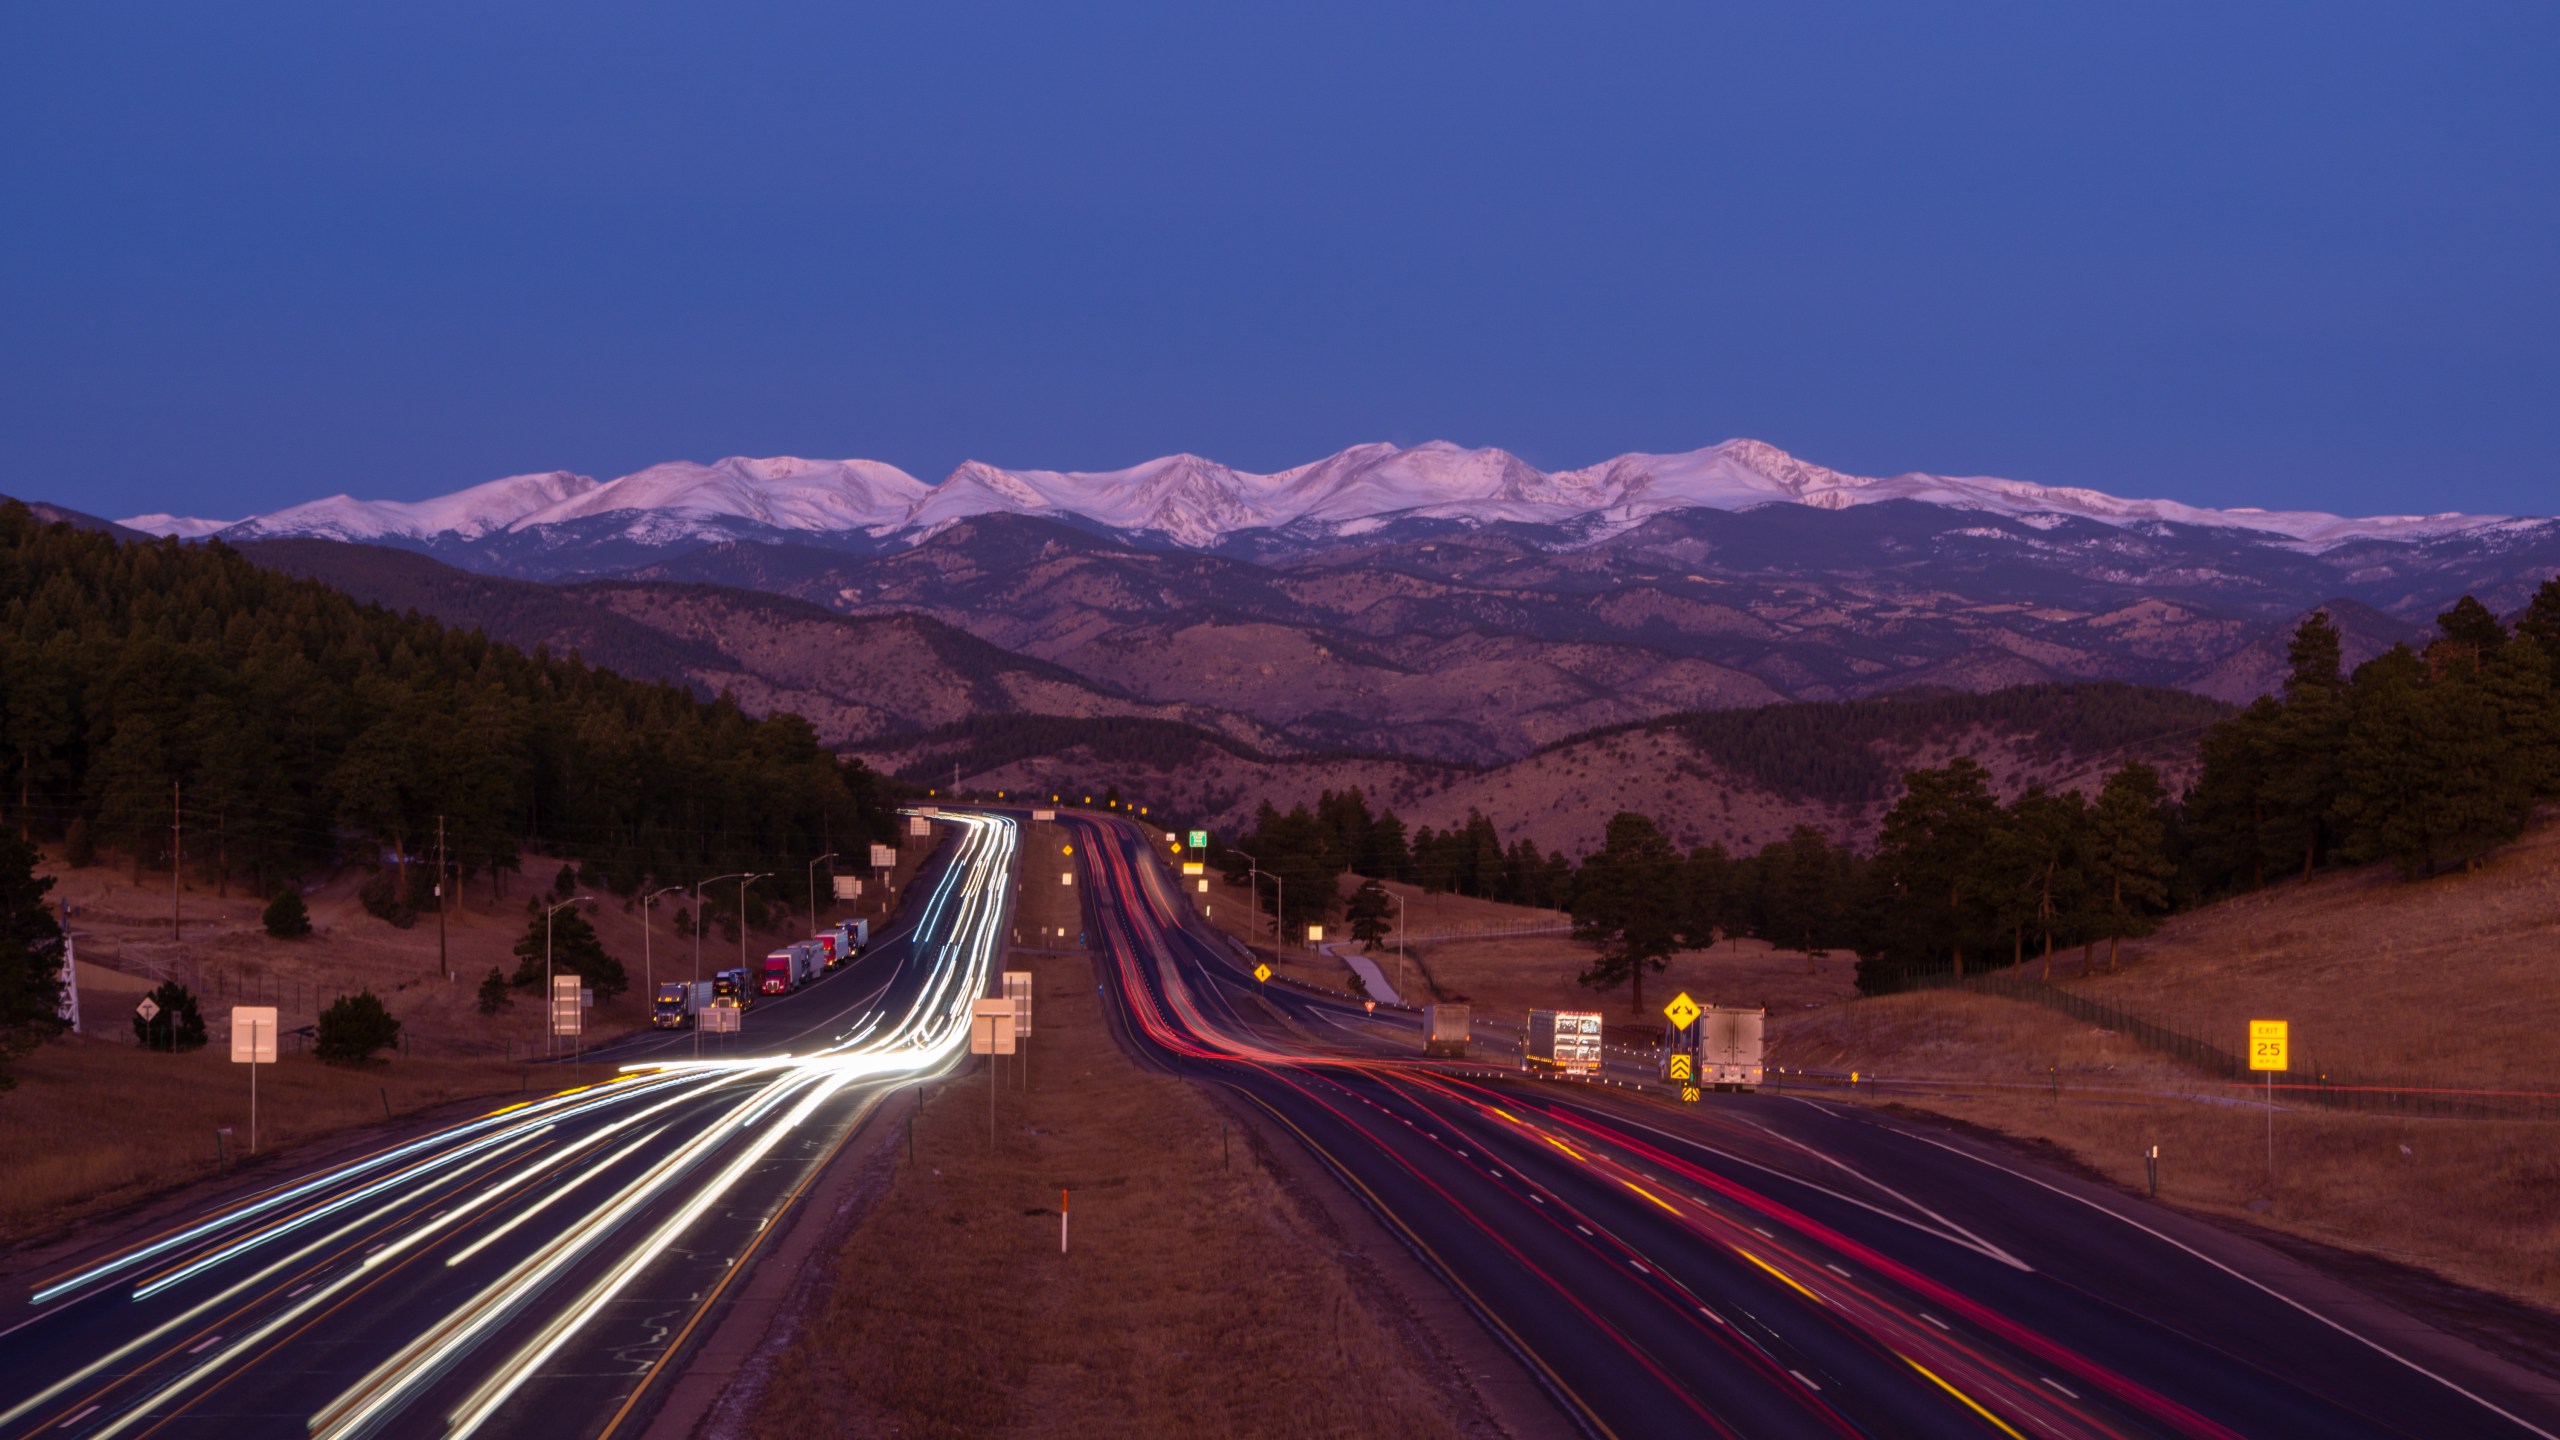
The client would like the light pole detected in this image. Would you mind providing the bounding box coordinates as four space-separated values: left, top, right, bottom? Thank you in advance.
737 872 773 983
541 895 588 1059
807 853 837 941
642 885 683 1012
1228 848 1262 955
1394 888 1408 1002
693 873 750 1059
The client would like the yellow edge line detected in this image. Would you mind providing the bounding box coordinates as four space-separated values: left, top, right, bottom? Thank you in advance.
1735 1247 1823 1304
1624 1181 1681 1216
1900 1353 2028 1440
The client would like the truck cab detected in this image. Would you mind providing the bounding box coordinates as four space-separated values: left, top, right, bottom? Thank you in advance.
761 948 797 995
712 967 751 1009
651 982 692 1029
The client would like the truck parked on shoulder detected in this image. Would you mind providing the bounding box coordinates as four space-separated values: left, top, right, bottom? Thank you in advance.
713 967 752 1009
652 980 715 1029
1423 1003 1471 1057
1525 1009 1604 1075
760 939 825 995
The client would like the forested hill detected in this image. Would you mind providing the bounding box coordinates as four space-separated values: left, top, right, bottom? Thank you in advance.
0 502 896 906
1598 683 2235 809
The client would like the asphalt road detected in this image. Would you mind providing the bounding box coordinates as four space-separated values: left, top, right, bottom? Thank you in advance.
1066 811 2560 1440
0 810 1019 1440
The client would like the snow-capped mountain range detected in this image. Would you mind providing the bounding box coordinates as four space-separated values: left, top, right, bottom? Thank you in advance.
124 438 2510 555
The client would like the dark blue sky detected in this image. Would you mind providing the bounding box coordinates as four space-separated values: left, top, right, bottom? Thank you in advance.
5 3 2553 521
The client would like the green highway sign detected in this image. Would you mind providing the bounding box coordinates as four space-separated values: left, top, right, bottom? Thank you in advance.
1188 830 1209 849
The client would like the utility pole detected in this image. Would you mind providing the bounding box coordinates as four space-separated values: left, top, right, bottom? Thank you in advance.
1231 848 1260 957
643 885 682 1011
170 781 182 943
436 815 449 981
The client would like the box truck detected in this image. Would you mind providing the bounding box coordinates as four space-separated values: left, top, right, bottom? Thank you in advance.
1525 1010 1604 1075
761 939 825 995
713 967 753 1009
1701 1005 1764 1090
1423 1004 1471 1058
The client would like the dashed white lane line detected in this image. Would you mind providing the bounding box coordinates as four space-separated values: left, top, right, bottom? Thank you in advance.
2042 1376 2081 1400
1790 1370 1822 1392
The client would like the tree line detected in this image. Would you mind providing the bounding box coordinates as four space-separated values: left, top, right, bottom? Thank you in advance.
0 502 896 921
1215 584 2560 1011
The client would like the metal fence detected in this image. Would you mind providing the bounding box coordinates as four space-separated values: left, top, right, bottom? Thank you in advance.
1891 965 2560 1121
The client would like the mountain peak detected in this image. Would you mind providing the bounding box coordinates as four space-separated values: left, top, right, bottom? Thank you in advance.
126 439 2515 557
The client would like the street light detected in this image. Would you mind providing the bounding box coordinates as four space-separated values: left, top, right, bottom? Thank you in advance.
541 895 589 1058
642 884 684 1011
694 872 752 1060
737 872 772 977
1394 887 1408 1003
807 852 838 941
1228 847 1262 956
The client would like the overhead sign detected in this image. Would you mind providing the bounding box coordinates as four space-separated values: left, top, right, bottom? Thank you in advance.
870 844 898 869
701 1003 741 1034
1188 830 1209 849
2249 1019 2289 1072
1253 963 1272 983
1003 971 1034 1039
230 1006 278 1064
970 998 1017 1055
551 975 582 1037
1663 992 1702 1032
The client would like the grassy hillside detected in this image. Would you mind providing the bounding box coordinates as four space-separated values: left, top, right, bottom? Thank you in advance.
1391 817 2560 1314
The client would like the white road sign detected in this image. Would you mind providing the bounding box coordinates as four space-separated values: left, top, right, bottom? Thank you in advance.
970 997 1017 1055
1002 971 1034 1038
871 843 898 869
230 1006 278 1064
551 975 582 1037
135 996 160 1023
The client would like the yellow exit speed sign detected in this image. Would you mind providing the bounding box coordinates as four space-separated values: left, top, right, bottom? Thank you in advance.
2249 1019 2289 1072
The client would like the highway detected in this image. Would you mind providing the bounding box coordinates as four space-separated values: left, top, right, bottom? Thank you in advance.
0 810 1019 1440
1067 810 2560 1440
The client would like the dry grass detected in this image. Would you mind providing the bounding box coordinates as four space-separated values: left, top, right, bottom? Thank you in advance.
750 836 1469 1440
1775 993 2560 1310
0 1037 538 1242
2066 820 2560 1086
1 834 938 1243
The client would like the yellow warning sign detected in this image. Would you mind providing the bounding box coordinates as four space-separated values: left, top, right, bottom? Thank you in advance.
2249 1019 2289 1072
1663 992 1701 1032
1668 1053 1693 1081
1679 1084 1701 1104
1253 963 1272 983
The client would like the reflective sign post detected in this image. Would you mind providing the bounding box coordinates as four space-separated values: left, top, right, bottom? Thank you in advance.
2250 1019 2288 1187
231 1006 278 1153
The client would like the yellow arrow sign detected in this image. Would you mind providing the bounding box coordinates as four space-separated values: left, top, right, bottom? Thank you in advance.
1663 992 1701 1032
1668 1053 1693 1081
1253 963 1272 983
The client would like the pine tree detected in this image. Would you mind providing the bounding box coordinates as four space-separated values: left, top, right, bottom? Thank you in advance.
0 829 66 1088
263 889 312 938
131 979 208 1052
1346 880 1393 948
510 907 628 1002
2265 612 2348 880
477 966 512 1015
2086 762 2173 974
1569 812 1682 1014
1870 759 2002 978
316 990 401 1065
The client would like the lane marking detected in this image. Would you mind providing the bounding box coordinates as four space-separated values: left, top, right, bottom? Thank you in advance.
2042 1377 2081 1400
1790 1370 1821 1392
1859 1113 2560 1440
1903 1353 2027 1440
185 1334 224 1354
58 1405 101 1429
1920 1311 1950 1331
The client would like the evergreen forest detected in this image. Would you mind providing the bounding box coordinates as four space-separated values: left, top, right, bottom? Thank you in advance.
0 503 897 916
